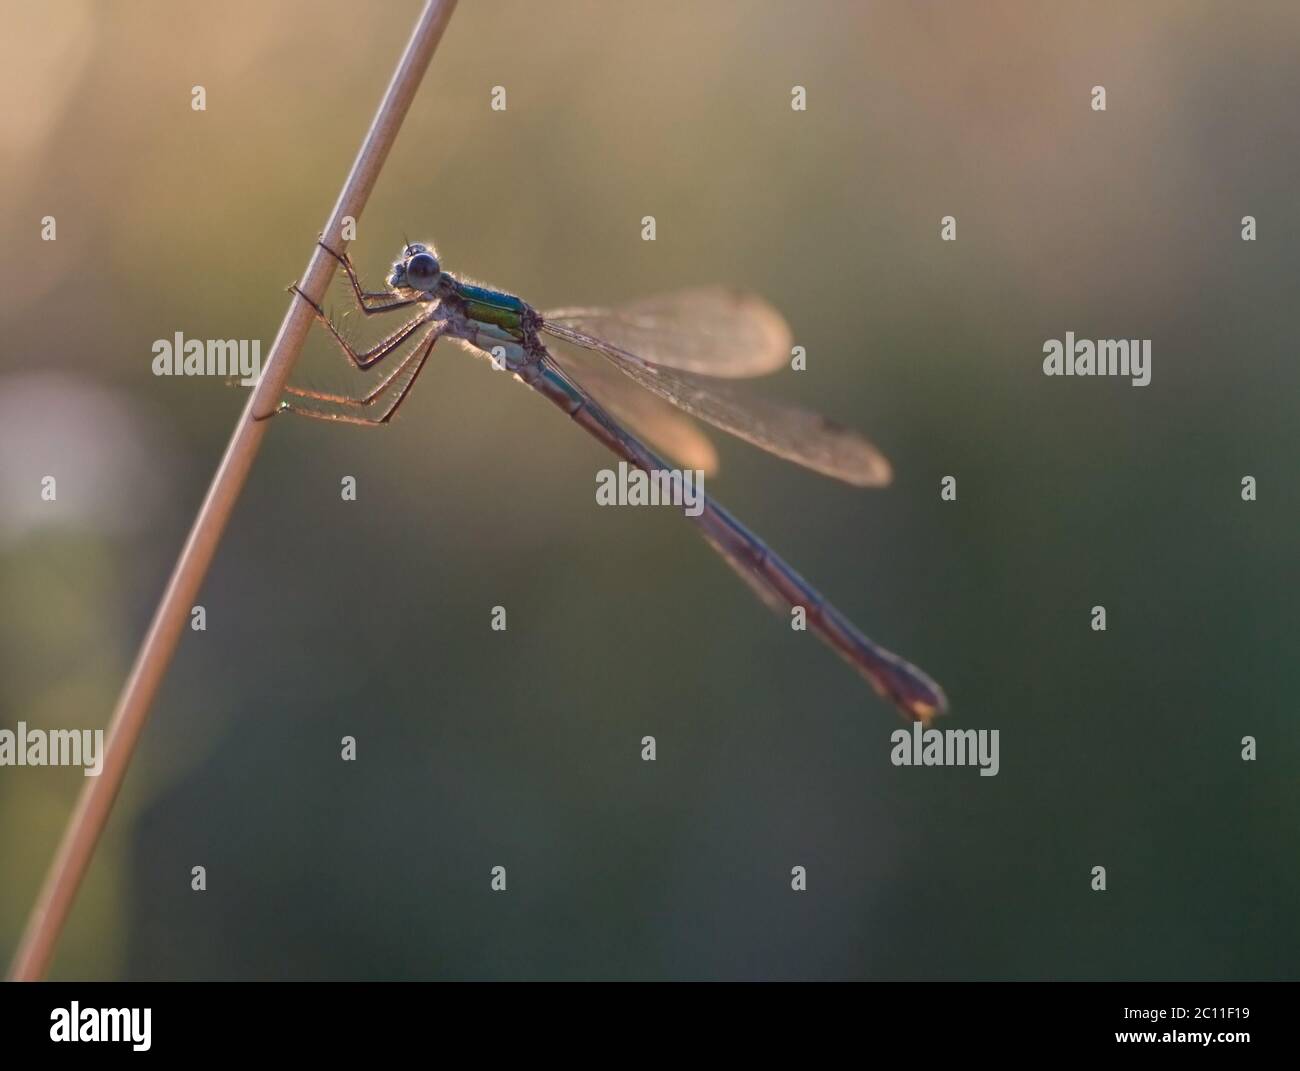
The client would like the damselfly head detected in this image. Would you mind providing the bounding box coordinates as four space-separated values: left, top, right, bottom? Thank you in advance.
388 242 441 294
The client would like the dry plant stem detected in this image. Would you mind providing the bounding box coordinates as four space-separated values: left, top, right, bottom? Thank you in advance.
8 0 459 982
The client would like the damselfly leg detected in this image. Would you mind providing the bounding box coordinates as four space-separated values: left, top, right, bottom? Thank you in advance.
316 240 418 315
289 284 434 370
275 245 445 423
277 322 443 426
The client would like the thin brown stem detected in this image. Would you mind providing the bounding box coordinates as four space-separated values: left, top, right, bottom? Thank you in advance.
8 0 459 982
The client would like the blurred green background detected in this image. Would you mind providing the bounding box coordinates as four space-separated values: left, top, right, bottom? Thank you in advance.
1 0 1296 980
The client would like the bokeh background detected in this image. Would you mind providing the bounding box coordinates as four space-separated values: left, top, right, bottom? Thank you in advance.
1 0 1296 980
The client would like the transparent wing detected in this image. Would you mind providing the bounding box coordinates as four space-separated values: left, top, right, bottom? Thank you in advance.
546 345 719 474
542 321 892 488
541 288 791 378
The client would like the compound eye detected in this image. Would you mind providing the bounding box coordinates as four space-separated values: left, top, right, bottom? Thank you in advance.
405 252 440 290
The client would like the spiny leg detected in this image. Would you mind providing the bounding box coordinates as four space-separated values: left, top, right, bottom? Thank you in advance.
284 322 440 406
276 328 442 426
316 239 414 314
290 284 432 370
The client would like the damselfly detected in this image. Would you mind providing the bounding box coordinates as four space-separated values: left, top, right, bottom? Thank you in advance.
280 241 946 723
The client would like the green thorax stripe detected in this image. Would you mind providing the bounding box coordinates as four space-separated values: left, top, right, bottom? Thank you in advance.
452 279 528 339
